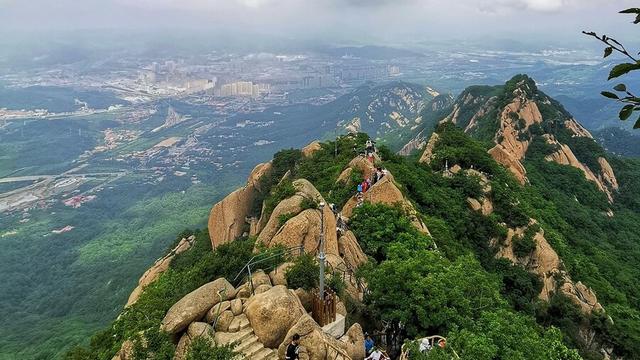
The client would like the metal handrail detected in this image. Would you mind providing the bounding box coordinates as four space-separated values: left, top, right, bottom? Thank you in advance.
322 338 352 360
232 245 303 294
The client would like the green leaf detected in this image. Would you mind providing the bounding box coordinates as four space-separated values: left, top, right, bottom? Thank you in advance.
634 116 640 129
608 63 640 80
614 83 627 92
620 8 640 14
604 47 613 58
601 91 620 99
619 105 634 120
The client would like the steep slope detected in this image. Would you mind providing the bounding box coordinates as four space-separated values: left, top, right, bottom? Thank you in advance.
412 75 619 202
323 81 437 148
397 93 455 156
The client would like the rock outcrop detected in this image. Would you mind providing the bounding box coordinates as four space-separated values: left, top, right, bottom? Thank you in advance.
494 220 604 314
278 314 350 360
126 235 196 307
257 179 323 246
342 175 429 235
338 230 368 270
340 323 365 360
338 155 379 183
208 162 272 249
302 141 322 158
244 285 307 348
543 135 618 202
269 262 294 286
161 278 236 334
261 208 339 256
486 93 542 185
418 132 440 164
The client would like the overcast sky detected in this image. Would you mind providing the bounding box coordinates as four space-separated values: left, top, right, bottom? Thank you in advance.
0 0 637 46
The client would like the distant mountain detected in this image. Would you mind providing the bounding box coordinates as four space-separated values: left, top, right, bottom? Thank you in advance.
317 81 439 148
594 127 640 158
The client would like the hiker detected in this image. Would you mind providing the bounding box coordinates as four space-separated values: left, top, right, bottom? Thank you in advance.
285 334 301 360
419 338 432 353
365 347 389 360
366 177 372 190
364 333 375 355
362 179 369 193
357 182 363 194
438 338 446 349
365 139 376 155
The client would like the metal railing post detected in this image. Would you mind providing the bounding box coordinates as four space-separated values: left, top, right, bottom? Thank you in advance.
319 202 326 300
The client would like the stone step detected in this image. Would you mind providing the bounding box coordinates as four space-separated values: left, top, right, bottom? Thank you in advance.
214 328 253 347
242 342 266 358
251 347 277 360
229 314 250 332
235 334 259 353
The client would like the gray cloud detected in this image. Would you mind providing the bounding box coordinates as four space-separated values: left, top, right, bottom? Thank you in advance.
0 0 637 45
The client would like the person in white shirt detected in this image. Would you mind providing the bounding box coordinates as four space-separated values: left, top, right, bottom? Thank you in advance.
365 348 389 360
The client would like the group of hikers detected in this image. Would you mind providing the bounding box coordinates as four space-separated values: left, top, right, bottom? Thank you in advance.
364 333 390 360
356 167 387 207
286 330 446 359
419 337 446 353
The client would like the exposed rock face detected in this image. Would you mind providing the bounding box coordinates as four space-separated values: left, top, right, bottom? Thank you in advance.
126 235 195 307
494 221 603 314
230 298 243 316
278 314 349 360
257 179 323 246
338 230 368 270
598 157 619 191
214 310 234 332
269 262 294 286
486 96 542 185
467 197 493 216
418 132 440 164
161 278 236 334
543 136 618 202
302 141 322 157
340 323 365 360
245 285 306 348
111 340 134 360
208 162 272 249
295 288 314 312
488 145 529 185
347 156 378 180
336 167 354 184
342 175 429 235
565 119 593 138
561 281 604 314
261 208 339 257
205 300 230 323
251 269 273 287
398 131 427 156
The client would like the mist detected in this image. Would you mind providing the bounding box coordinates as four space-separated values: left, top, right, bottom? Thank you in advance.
0 0 637 47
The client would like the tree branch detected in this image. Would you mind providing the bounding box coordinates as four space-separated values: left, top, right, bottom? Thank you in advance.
583 31 639 62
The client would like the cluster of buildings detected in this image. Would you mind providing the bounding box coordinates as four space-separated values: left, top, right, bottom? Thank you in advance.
218 81 271 98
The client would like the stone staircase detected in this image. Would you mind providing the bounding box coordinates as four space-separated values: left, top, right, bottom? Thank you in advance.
215 314 279 360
